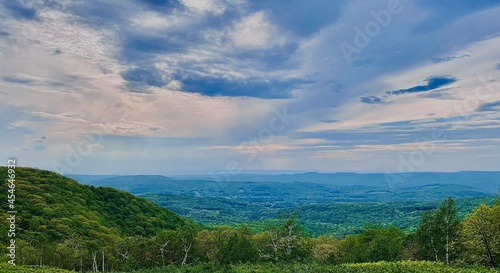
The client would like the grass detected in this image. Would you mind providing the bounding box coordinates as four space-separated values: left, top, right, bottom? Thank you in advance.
127 261 500 273
0 264 75 272
3 261 498 273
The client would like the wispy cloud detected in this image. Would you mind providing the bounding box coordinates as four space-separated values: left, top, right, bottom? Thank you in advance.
360 75 457 104
1 0 500 173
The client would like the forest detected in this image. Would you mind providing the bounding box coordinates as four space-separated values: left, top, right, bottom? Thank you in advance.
1 167 500 272
141 193 497 237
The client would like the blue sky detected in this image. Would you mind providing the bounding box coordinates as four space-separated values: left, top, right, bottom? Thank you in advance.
1 0 500 175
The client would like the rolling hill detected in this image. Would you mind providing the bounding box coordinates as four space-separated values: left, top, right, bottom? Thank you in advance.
68 173 498 207
0 167 197 244
66 172 499 237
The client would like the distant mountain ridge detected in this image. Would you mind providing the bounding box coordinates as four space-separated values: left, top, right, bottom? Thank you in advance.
170 171 500 191
62 171 499 237
67 172 499 206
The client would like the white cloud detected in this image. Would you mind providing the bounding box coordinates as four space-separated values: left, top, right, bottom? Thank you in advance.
30 111 89 123
1 0 500 173
130 11 193 32
231 11 285 49
181 0 226 14
301 35 500 132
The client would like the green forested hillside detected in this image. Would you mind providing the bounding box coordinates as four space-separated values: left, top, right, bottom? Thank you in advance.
0 167 198 271
142 193 496 236
0 167 195 241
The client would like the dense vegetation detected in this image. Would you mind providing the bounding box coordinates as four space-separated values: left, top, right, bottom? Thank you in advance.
3 261 500 273
73 173 497 237
142 193 496 236
133 262 500 273
1 168 500 273
0 264 74 272
0 167 197 271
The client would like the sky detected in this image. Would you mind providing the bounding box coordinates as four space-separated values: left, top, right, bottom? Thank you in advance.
1 0 500 175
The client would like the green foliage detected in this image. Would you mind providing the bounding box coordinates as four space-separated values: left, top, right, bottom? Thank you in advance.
0 167 195 242
357 225 407 262
1 168 499 272
416 197 461 264
253 214 310 262
122 261 500 273
462 203 500 267
195 226 258 264
0 167 198 271
0 264 74 272
145 193 496 237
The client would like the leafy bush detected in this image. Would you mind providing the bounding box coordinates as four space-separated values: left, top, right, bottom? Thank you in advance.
127 261 500 273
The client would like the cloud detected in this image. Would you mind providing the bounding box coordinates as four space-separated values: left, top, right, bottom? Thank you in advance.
94 120 166 135
432 54 470 63
2 1 38 20
231 11 283 49
121 66 169 91
1 0 500 173
139 0 181 8
385 76 457 96
3 75 35 85
180 0 226 15
28 136 47 143
360 96 383 104
249 0 348 37
477 101 500 112
29 144 46 151
29 112 88 123
411 0 500 34
416 90 456 100
360 75 457 104
22 135 47 152
176 76 307 99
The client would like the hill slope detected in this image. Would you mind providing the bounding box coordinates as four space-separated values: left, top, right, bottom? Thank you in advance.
0 167 196 243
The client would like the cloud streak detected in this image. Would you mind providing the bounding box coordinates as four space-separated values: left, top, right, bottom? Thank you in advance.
361 75 457 104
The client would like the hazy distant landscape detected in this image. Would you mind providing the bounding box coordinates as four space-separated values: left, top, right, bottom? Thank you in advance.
69 172 499 236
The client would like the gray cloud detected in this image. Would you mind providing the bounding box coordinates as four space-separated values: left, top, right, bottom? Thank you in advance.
477 100 500 112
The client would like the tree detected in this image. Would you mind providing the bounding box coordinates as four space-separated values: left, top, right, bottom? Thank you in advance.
153 230 177 266
254 214 307 262
312 236 340 263
416 210 440 261
462 204 500 267
361 225 406 262
437 197 461 264
338 235 363 263
340 224 406 263
195 229 217 262
416 197 460 264
178 228 196 266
